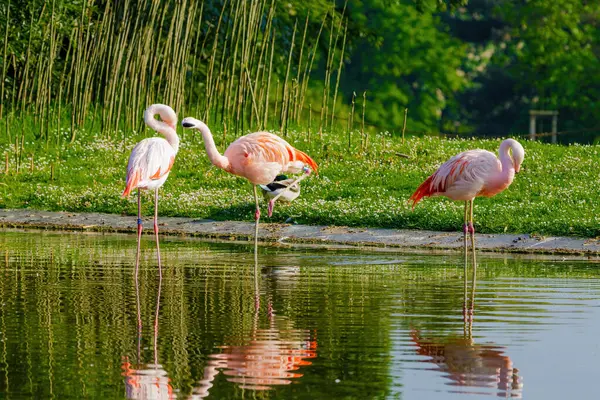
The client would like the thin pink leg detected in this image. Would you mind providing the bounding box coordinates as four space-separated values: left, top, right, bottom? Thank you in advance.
253 185 260 266
154 189 162 280
462 200 469 319
153 259 163 365
134 261 142 364
253 185 261 312
135 189 142 282
469 199 476 321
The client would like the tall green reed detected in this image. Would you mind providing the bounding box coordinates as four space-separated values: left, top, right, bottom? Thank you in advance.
0 0 354 168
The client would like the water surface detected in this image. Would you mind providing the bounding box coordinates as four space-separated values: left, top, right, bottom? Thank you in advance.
0 230 599 399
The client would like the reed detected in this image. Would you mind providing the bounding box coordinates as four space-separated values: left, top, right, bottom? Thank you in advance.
330 22 348 133
0 0 10 120
280 20 297 135
361 91 367 150
402 108 408 145
0 0 350 158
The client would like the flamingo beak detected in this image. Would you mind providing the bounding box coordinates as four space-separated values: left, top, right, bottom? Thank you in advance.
182 121 195 128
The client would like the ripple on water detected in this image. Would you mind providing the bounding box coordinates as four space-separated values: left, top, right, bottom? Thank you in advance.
0 230 599 399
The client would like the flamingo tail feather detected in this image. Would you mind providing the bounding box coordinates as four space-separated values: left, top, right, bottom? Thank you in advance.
293 149 319 175
122 170 140 198
409 175 434 209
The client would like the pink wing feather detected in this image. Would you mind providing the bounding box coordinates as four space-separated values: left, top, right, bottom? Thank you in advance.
122 138 176 197
224 132 317 185
410 149 500 207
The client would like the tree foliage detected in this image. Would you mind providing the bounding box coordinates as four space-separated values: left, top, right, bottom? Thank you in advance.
0 0 598 141
445 0 600 138
339 0 467 132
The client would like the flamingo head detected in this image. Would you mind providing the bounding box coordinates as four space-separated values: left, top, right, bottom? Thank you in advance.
510 139 525 173
181 117 202 129
500 138 525 173
146 104 177 131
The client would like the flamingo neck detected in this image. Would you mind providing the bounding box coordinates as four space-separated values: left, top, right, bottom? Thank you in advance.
496 140 516 184
196 121 230 171
144 105 180 153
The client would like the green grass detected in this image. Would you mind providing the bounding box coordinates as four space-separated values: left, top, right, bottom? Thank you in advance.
1 125 599 237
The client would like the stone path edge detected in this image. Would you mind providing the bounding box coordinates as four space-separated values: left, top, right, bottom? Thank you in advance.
0 209 599 256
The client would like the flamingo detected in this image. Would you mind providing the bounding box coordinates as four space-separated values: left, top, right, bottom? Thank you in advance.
122 104 179 277
409 138 524 262
180 118 317 259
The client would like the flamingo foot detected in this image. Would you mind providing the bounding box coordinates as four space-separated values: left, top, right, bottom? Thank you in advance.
255 208 261 221
267 199 275 217
467 222 475 234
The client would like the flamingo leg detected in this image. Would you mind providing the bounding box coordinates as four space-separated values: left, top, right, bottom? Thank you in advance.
469 199 476 320
267 167 312 217
253 185 260 266
254 248 260 313
253 185 260 311
134 260 142 365
462 200 469 318
154 188 162 280
469 247 477 323
153 258 163 365
135 189 143 282
469 199 476 262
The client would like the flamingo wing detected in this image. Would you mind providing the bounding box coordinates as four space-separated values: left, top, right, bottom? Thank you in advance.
224 132 317 184
410 149 499 206
122 138 176 197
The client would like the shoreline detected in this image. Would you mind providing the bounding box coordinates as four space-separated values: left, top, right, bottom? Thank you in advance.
0 209 599 256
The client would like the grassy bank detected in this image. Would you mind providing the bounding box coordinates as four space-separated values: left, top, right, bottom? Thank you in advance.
0 126 599 237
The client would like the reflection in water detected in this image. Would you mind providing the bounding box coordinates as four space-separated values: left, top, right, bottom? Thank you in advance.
193 316 317 395
411 259 523 398
122 270 175 399
190 263 317 398
3 231 600 399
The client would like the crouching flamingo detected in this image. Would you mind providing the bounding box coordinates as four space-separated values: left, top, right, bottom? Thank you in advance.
180 118 317 260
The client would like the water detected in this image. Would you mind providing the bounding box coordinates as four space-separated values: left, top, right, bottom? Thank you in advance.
0 230 599 399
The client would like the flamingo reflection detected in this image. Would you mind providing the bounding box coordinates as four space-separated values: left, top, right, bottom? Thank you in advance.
189 263 316 398
411 259 523 398
122 267 175 399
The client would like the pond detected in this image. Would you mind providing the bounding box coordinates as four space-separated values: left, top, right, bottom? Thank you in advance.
0 230 598 399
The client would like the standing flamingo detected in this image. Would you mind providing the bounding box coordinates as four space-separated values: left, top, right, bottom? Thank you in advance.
409 139 524 264
180 118 317 259
122 104 179 277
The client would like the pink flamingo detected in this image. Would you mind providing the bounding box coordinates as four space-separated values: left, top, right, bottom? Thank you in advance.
410 139 524 258
180 118 317 256
122 104 179 277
